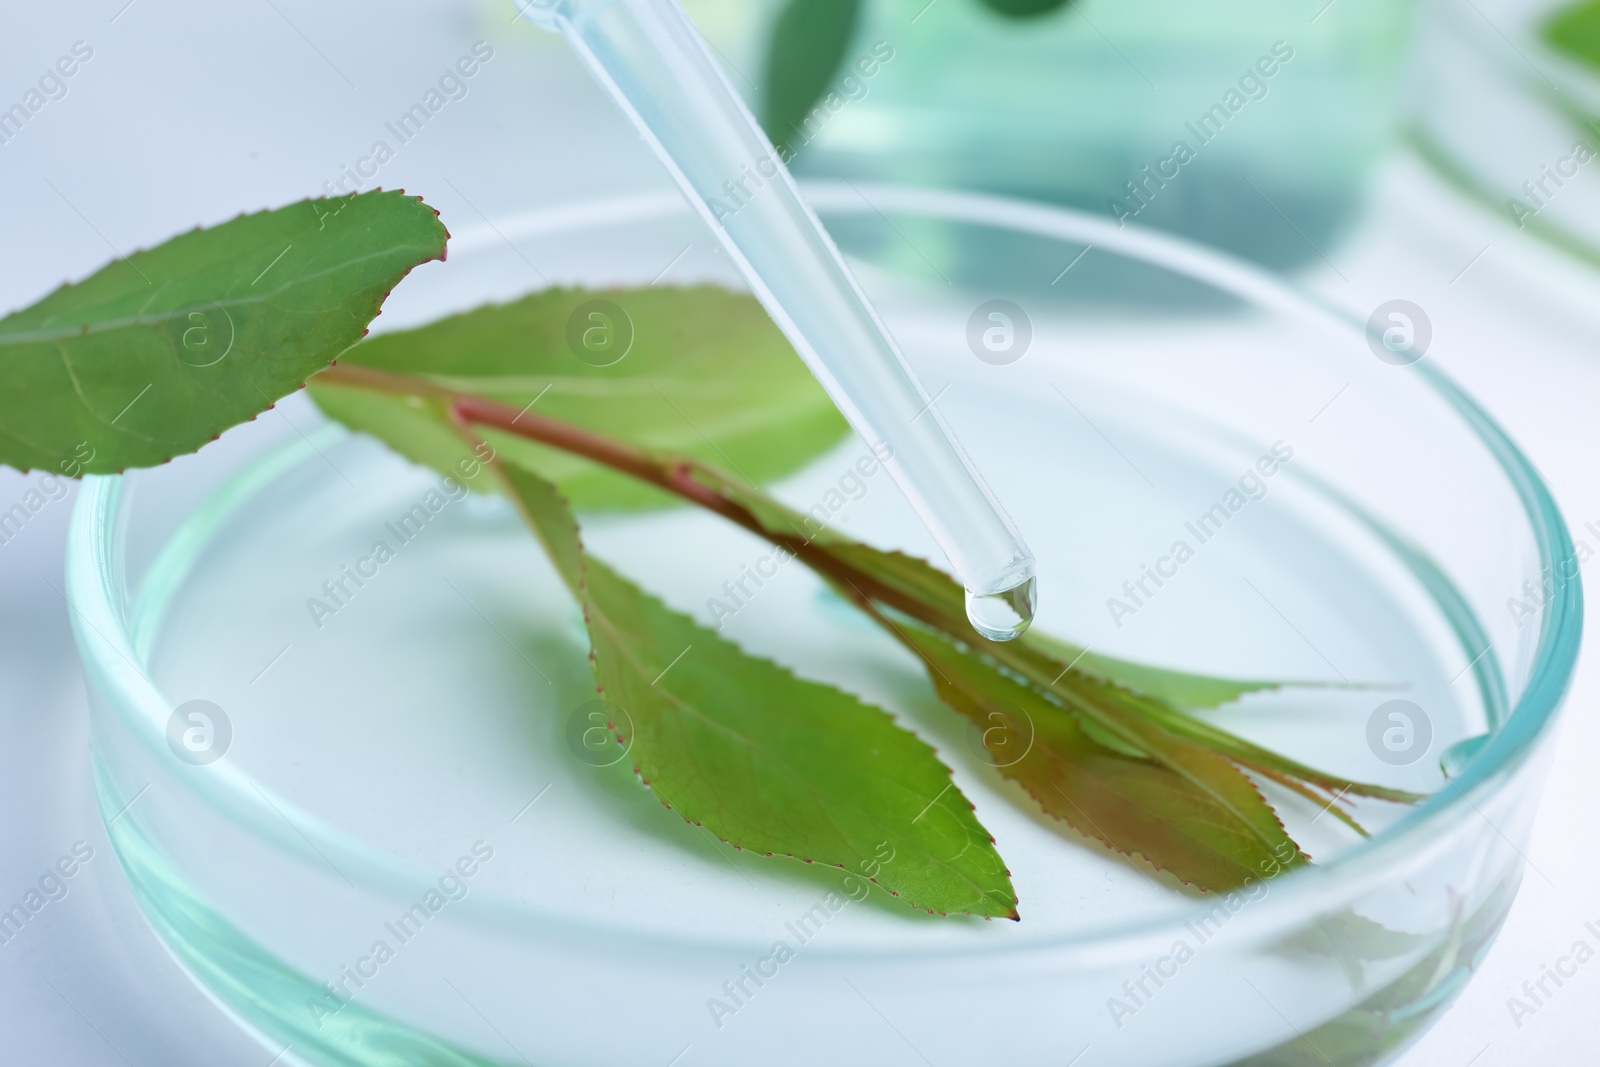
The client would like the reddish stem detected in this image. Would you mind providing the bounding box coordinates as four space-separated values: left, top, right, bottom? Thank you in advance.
315 362 896 608
448 393 747 525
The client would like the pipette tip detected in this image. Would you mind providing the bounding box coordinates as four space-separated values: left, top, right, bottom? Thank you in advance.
964 575 1037 642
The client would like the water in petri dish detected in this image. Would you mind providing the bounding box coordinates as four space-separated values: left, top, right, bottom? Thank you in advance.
142 367 1476 954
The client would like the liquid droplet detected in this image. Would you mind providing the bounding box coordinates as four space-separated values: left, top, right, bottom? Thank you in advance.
965 576 1038 642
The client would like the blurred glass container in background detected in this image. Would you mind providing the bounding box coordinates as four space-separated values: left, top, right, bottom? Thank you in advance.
686 0 1420 270
1412 0 1600 272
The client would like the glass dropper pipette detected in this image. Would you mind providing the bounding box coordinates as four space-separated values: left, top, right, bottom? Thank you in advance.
514 0 1038 639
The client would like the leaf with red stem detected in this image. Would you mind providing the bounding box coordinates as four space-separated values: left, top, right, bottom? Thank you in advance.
487 453 1020 919
310 285 847 509
308 294 1423 896
0 190 446 476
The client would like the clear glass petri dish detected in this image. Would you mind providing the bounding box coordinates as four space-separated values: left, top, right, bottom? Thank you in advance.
67 185 1579 1067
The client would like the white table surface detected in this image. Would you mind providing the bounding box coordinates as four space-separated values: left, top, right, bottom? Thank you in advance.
2 1 1598 1063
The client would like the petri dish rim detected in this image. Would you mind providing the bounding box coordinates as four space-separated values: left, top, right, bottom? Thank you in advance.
65 182 1582 965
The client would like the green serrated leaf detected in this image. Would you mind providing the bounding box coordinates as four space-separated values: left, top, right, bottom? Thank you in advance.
307 354 1417 896
492 456 1019 919
1074 713 1152 759
688 475 1316 884
0 191 446 475
1096 684 1420 810
1546 0 1600 72
681 463 1423 859
311 286 847 509
697 464 1418 804
894 619 1305 890
761 0 861 155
